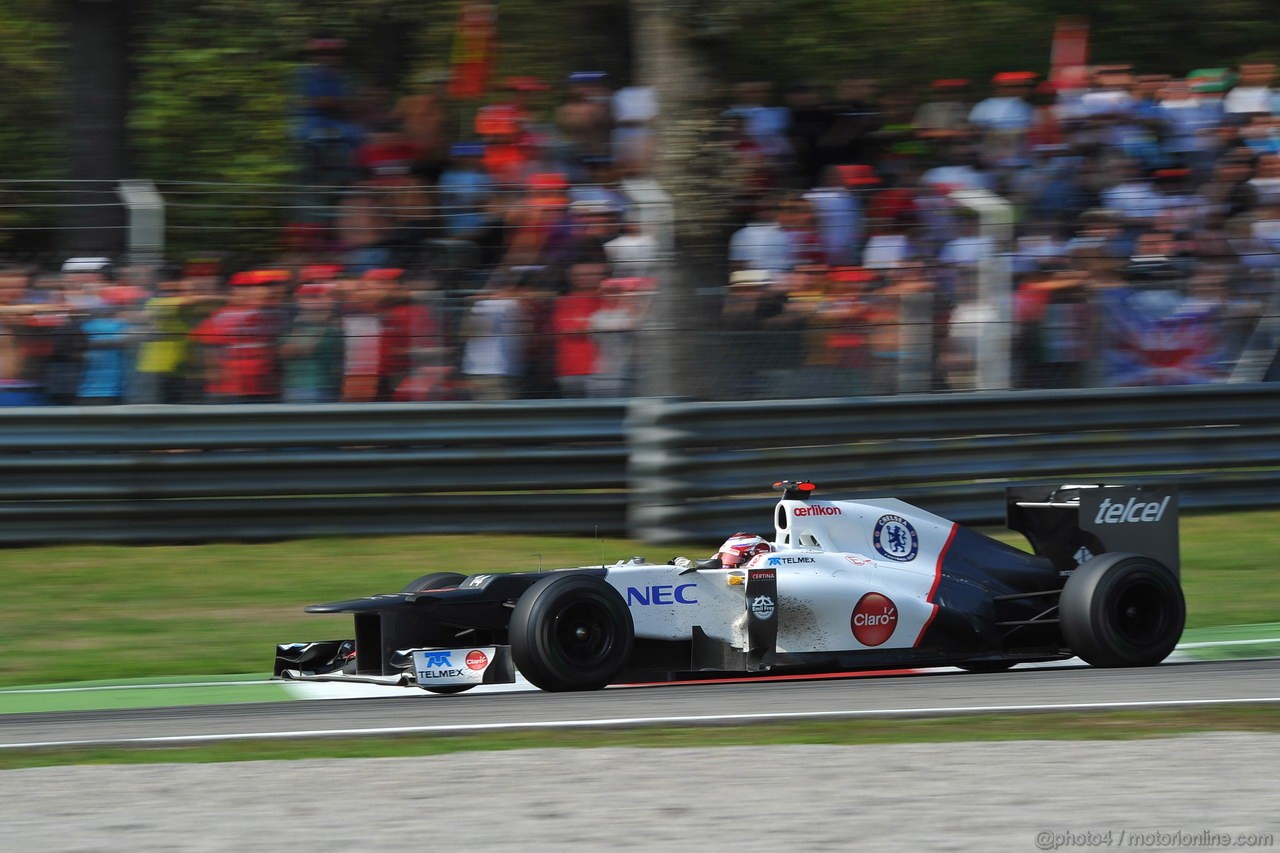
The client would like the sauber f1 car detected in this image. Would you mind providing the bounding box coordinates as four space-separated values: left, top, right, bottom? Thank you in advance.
274 482 1185 693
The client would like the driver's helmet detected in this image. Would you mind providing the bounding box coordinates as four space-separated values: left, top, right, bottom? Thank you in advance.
716 533 773 568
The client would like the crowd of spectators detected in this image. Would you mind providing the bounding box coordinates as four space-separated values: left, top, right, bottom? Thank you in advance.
3 47 1279 405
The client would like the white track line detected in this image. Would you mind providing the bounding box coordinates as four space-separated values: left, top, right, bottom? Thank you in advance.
4 697 1279 750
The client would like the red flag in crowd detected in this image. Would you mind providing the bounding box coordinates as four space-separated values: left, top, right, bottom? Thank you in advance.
1050 16 1090 90
448 2 498 100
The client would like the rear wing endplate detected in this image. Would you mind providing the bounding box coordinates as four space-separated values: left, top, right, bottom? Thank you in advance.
1006 484 1179 577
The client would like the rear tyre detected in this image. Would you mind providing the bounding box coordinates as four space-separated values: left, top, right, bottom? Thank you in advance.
401 572 466 594
1059 553 1184 668
509 574 634 692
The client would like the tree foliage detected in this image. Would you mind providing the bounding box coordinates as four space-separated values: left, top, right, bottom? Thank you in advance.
2 0 1280 256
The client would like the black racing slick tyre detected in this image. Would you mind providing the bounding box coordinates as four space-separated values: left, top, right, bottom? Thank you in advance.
1059 553 1185 668
509 574 634 692
401 572 466 594
402 572 471 693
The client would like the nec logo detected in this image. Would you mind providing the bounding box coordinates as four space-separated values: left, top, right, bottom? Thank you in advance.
419 652 452 668
626 584 698 606
1093 496 1172 525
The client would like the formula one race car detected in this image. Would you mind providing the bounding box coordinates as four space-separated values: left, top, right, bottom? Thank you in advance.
274 481 1185 693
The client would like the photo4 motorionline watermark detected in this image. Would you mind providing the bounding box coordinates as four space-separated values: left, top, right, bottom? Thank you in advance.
1036 830 1274 850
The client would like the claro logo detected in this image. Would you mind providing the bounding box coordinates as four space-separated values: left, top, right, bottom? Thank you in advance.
626 584 698 606
793 505 842 517
1093 496 1172 525
851 592 898 647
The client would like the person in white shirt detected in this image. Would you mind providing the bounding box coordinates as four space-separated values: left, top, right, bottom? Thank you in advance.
1224 63 1277 117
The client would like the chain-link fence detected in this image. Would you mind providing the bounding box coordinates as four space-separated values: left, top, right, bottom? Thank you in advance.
1 177 1278 405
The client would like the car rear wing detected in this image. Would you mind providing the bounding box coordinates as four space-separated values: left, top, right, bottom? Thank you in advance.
1005 484 1179 577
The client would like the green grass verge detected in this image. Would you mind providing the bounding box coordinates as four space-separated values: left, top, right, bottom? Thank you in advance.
0 510 1276 689
3 706 1278 770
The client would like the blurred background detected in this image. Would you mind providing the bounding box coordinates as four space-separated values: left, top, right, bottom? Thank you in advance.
1 0 1280 405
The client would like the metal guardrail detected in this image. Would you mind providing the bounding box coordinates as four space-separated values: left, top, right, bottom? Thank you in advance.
0 401 629 544
627 384 1280 542
0 385 1277 545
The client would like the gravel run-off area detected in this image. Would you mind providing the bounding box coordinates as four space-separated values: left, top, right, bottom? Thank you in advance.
3 732 1277 852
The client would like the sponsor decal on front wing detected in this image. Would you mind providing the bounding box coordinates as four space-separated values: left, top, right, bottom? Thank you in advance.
413 647 496 686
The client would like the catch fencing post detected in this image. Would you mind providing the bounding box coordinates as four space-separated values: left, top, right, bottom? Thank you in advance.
115 179 165 266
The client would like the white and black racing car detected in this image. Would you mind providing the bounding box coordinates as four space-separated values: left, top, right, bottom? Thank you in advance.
273 481 1185 693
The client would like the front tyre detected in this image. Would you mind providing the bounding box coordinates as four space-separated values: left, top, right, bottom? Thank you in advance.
423 685 476 695
1059 553 1185 667
401 572 466 594
509 574 634 692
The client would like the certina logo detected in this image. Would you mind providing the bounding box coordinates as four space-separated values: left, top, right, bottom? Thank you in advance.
872 514 919 562
851 592 898 646
465 650 489 671
1093 496 1172 525
419 651 452 668
749 570 776 582
766 556 816 565
626 584 698 606
793 505 842 517
750 595 775 620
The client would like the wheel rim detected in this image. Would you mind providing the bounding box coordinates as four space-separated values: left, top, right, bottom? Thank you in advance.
1111 578 1168 646
550 598 615 667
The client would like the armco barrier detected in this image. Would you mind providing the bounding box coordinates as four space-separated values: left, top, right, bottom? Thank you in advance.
0 401 629 544
626 384 1280 542
0 385 1278 545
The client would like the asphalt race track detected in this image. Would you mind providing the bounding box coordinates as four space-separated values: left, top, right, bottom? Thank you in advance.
2 658 1277 748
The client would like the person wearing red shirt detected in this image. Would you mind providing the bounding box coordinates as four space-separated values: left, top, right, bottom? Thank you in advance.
369 268 444 400
191 270 287 402
550 260 606 397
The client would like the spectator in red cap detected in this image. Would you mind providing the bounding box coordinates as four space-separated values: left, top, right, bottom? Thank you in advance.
369 268 444 400
802 265 874 395
969 72 1035 171
477 103 531 186
804 165 866 267
498 172 575 269
334 269 388 403
351 119 432 248
587 276 651 397
280 267 344 403
913 79 972 145
191 271 287 403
